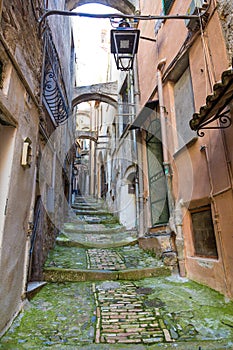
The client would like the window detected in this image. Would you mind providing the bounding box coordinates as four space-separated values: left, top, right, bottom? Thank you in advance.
162 0 175 15
120 78 129 134
191 206 218 258
174 66 196 148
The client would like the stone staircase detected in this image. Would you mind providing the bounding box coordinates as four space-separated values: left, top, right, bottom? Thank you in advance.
43 196 171 282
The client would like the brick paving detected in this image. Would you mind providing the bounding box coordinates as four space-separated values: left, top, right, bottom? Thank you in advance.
93 282 173 345
87 249 126 270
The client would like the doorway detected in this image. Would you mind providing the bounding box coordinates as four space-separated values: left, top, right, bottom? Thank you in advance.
0 122 16 248
146 118 169 226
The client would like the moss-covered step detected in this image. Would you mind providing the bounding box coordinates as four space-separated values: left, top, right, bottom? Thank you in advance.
43 266 171 282
56 231 138 248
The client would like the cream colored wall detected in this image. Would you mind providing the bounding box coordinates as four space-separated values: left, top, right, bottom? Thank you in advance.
0 125 16 249
0 96 39 335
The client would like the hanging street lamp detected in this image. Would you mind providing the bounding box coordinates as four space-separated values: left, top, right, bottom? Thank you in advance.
38 3 212 71
110 20 140 71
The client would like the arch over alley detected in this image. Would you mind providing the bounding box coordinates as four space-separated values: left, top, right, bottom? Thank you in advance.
65 0 137 13
72 81 118 108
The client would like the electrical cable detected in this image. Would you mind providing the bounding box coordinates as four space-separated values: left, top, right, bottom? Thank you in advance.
38 0 212 34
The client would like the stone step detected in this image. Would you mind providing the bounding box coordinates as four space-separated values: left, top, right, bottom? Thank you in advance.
74 215 119 225
63 222 126 234
72 203 105 210
72 208 112 216
57 230 138 248
43 266 171 282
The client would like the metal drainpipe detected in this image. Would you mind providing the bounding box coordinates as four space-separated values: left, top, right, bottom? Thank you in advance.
132 58 144 237
157 60 185 274
201 144 229 297
157 59 174 213
23 165 38 296
129 71 139 229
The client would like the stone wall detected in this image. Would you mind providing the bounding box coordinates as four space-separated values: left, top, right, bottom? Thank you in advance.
0 0 74 335
217 0 233 64
1 0 42 95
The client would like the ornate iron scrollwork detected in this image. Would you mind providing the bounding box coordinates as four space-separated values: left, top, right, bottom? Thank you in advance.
43 33 69 125
197 110 232 137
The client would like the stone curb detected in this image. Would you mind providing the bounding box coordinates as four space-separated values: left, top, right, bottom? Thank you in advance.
56 239 138 249
43 266 171 282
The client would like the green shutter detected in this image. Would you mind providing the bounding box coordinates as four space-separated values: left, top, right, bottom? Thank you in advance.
146 119 169 226
162 0 175 15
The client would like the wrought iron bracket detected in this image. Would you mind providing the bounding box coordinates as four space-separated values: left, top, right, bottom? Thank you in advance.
197 110 232 137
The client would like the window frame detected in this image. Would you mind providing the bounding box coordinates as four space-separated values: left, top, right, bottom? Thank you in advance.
190 206 218 259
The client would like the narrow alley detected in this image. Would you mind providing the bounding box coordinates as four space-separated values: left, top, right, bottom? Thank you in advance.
1 1 233 349
1 197 233 349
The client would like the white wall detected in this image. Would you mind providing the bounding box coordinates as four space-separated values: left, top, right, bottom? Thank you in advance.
0 125 16 251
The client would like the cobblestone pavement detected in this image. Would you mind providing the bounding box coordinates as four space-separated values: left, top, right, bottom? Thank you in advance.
45 244 163 271
87 249 126 270
2 197 233 349
94 282 167 344
1 277 233 349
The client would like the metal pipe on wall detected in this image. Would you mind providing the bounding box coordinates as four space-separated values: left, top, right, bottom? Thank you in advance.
132 58 145 237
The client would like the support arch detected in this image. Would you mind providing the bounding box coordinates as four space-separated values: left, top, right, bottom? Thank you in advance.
65 0 137 14
72 92 117 108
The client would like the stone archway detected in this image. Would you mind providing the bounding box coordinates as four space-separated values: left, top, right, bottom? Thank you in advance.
72 81 118 108
73 92 117 108
65 0 137 14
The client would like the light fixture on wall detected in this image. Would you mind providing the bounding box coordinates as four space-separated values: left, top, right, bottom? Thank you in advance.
110 19 140 71
21 138 32 168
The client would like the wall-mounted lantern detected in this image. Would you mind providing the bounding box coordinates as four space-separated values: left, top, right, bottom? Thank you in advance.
110 20 140 71
21 137 32 168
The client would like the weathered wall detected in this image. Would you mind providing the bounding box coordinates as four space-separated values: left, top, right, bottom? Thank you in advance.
1 0 42 95
0 0 42 330
0 66 39 334
0 0 75 335
217 0 233 63
137 0 233 298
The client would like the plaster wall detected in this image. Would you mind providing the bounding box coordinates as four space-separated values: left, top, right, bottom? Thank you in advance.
0 125 16 244
137 0 233 297
0 1 74 334
137 1 160 106
0 84 39 334
119 182 136 229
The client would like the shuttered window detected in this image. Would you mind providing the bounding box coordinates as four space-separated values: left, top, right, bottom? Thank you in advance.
162 0 175 14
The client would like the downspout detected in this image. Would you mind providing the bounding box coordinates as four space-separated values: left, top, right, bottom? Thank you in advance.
23 164 37 296
132 58 144 237
157 60 185 274
157 59 173 207
201 144 229 296
129 71 138 229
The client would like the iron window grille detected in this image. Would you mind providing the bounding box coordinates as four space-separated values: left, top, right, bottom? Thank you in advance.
43 32 69 126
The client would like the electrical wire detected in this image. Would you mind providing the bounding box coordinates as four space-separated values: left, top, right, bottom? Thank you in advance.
38 0 212 33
